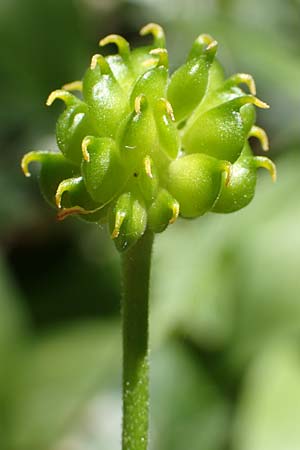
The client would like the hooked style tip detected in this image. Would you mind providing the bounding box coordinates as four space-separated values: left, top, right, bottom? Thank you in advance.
111 210 126 239
243 74 256 96
255 157 277 182
140 23 166 48
90 53 110 71
90 53 112 75
239 95 270 109
253 97 270 109
82 137 92 162
271 167 277 182
189 33 218 60
55 177 83 209
149 48 169 68
249 126 269 151
46 89 73 106
169 201 180 224
205 39 218 57
144 156 153 178
229 73 256 95
141 58 158 69
21 153 32 177
21 151 46 177
134 94 147 114
55 183 64 209
90 54 101 70
62 81 83 92
99 34 130 58
161 98 175 121
223 163 232 186
197 33 215 46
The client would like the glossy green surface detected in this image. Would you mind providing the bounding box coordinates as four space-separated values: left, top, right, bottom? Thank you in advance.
22 23 275 252
168 154 229 218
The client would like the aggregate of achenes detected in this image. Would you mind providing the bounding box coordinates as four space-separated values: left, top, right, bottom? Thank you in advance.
22 23 276 252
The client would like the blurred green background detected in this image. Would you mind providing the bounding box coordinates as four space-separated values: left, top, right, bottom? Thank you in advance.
0 0 300 449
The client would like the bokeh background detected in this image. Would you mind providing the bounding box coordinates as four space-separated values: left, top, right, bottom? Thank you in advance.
1 0 300 449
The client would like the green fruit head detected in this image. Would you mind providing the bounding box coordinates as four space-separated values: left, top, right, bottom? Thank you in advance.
22 24 275 252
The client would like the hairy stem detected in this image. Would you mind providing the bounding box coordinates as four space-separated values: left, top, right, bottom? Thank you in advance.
121 230 154 450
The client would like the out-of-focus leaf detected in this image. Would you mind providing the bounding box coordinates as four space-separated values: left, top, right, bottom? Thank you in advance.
0 253 27 374
152 150 300 359
233 340 300 450
151 341 230 450
0 0 86 123
0 253 28 450
151 218 236 348
52 389 122 450
51 339 230 450
7 329 230 450
227 151 300 372
0 167 41 235
7 320 121 450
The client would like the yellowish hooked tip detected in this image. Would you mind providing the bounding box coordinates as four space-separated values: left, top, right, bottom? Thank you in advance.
249 125 269 151
90 54 101 70
233 74 256 95
142 57 158 68
144 156 153 178
21 151 44 177
241 95 270 109
223 163 232 186
140 23 166 47
82 137 92 162
169 201 180 224
46 89 72 106
197 33 215 46
134 94 146 114
189 33 218 60
243 74 256 95
91 54 112 74
135 95 142 114
164 99 175 121
21 152 33 177
196 34 218 55
99 34 130 58
253 97 270 109
255 157 277 182
62 80 83 92
140 22 162 36
55 177 82 209
205 39 218 58
90 53 108 70
206 39 218 50
111 211 126 239
55 179 69 209
150 48 168 68
271 165 277 182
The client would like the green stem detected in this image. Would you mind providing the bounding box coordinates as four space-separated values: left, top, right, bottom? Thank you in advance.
121 230 154 450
